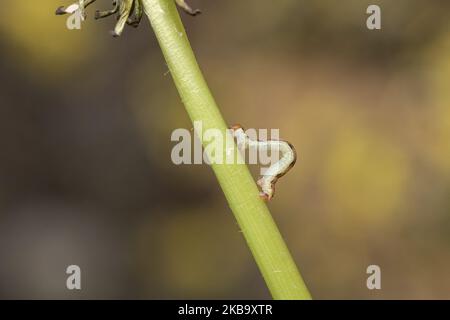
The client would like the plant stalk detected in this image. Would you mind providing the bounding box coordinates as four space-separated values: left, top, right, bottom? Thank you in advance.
142 0 311 299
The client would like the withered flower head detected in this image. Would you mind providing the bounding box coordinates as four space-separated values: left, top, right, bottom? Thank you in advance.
56 0 200 37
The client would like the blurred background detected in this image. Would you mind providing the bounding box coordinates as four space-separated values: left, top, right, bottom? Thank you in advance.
0 0 449 299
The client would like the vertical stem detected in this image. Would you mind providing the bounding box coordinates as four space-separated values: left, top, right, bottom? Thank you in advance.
142 0 311 299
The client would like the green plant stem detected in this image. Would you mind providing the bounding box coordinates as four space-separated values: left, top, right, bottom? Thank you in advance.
142 0 311 300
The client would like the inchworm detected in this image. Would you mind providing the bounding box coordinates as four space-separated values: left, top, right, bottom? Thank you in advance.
230 125 297 201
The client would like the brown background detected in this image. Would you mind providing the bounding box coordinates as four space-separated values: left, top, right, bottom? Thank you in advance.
0 0 449 299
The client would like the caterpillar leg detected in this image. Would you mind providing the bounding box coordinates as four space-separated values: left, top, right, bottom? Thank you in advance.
257 177 275 201
175 0 201 16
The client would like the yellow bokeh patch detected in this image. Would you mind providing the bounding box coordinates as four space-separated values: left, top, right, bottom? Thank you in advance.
321 123 410 225
0 1 97 77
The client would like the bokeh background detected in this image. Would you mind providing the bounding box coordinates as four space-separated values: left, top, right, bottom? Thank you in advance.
0 0 449 299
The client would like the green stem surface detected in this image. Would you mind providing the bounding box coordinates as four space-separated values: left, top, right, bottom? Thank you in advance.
142 0 311 300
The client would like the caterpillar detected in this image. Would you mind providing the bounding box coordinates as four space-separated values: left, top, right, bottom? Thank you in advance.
230 125 297 201
56 0 200 37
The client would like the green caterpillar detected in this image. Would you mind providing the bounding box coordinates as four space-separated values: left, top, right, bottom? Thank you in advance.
56 0 200 37
231 125 297 201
